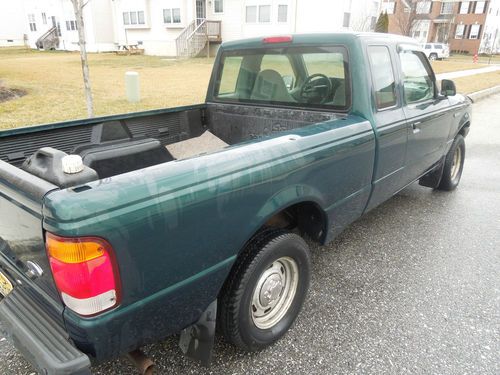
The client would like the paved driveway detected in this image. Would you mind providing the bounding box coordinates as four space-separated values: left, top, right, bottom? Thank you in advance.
1 95 499 374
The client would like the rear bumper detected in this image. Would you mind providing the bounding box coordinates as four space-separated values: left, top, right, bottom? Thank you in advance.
0 286 91 375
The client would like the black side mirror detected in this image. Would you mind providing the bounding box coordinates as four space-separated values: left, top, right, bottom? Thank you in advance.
441 79 456 97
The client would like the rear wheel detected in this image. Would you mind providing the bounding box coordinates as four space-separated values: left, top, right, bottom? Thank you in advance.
218 229 311 351
429 53 438 61
437 134 465 191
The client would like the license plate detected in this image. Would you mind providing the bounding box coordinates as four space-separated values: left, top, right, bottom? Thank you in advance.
0 271 13 297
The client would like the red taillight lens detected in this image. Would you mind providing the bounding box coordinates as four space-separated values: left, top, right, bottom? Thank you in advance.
46 233 120 316
262 35 293 44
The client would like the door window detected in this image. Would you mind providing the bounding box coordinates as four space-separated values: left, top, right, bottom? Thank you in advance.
399 50 434 103
368 46 397 109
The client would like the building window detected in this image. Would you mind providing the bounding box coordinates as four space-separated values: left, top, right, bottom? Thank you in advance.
416 1 431 14
163 8 181 23
343 12 351 27
469 24 481 39
123 11 146 26
214 0 224 13
440 2 454 14
66 20 78 31
459 1 470 14
246 6 257 22
28 14 37 32
455 24 465 38
475 1 486 13
278 4 288 22
382 2 395 14
42 12 47 24
259 5 271 22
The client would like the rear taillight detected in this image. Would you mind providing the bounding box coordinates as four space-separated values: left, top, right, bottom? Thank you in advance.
45 233 120 316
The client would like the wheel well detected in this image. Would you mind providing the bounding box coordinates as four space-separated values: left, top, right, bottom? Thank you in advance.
263 201 327 244
458 121 470 137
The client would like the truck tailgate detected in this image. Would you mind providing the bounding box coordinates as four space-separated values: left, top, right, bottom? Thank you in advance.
0 159 63 322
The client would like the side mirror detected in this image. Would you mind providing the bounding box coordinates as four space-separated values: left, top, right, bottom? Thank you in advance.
441 79 456 97
282 75 294 90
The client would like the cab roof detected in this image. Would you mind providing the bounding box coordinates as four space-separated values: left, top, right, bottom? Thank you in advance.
220 32 419 51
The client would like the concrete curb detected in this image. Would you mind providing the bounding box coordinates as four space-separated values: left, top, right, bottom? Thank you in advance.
467 85 500 102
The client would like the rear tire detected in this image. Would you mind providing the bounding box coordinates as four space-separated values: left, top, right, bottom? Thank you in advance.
437 134 465 191
218 229 311 351
429 53 438 61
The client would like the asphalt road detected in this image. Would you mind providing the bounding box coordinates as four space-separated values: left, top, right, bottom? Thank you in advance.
1 95 499 375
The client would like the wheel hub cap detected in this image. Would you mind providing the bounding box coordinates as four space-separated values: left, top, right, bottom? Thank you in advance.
250 256 299 330
260 274 283 307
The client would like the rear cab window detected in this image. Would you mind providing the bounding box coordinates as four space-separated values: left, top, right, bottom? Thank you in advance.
213 45 350 111
367 46 398 110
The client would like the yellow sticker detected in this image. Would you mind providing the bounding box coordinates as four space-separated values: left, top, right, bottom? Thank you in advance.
0 271 13 297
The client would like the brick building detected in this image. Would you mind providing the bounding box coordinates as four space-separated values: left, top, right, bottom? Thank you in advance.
382 0 492 54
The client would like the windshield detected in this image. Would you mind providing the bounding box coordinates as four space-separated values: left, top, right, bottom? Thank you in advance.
213 46 350 111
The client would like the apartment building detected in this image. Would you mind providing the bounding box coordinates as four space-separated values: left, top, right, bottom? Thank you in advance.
479 0 500 53
1 0 382 57
382 0 494 54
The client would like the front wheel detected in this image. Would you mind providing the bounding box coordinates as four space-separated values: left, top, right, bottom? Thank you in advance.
429 53 438 61
218 229 311 351
437 134 465 191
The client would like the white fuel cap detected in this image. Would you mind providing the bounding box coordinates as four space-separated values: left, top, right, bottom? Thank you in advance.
62 155 84 174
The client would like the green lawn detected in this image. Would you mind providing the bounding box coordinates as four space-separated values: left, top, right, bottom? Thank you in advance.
1 47 499 130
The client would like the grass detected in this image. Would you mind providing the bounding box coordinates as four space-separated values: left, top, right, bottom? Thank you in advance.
0 47 214 129
453 70 500 94
1 47 499 129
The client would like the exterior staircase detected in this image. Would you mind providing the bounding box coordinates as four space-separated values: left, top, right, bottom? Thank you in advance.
35 27 59 50
175 19 221 58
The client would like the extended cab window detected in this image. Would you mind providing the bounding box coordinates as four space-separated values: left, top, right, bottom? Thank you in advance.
399 50 434 103
214 46 350 110
368 46 397 109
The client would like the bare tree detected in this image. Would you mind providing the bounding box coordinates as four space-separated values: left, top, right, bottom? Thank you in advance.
70 0 94 117
394 0 420 37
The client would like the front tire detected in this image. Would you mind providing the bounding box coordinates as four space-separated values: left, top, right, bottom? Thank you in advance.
437 134 465 191
218 229 311 351
429 53 438 61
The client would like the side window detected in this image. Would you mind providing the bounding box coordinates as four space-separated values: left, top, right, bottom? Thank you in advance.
399 50 435 103
368 46 397 109
218 56 243 95
260 54 296 89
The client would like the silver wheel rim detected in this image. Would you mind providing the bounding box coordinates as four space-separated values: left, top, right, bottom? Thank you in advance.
450 146 462 182
430 55 436 61
250 257 299 330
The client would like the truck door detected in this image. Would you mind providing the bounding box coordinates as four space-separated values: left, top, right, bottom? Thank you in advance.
364 45 408 211
397 47 452 180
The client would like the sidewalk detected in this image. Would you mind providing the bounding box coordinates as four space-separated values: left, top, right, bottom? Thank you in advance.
436 65 500 80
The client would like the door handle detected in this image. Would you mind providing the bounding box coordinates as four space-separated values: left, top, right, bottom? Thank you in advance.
412 121 421 134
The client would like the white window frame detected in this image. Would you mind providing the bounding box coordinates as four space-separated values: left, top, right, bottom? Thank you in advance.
28 14 37 32
469 24 480 39
258 5 271 23
459 1 470 14
416 1 431 14
42 12 47 24
246 4 272 24
277 4 288 23
440 2 453 14
475 1 486 14
122 11 146 27
163 8 181 24
245 6 257 23
455 24 465 39
213 0 224 14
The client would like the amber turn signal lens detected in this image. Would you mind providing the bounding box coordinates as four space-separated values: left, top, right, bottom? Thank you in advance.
46 233 106 264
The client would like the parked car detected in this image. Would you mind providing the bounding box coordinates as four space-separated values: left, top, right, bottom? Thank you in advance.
422 43 450 60
0 32 471 375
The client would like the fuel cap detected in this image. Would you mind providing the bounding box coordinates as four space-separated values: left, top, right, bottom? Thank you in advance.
62 154 84 174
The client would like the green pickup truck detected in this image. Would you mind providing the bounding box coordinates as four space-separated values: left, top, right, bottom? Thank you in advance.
0 33 471 374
